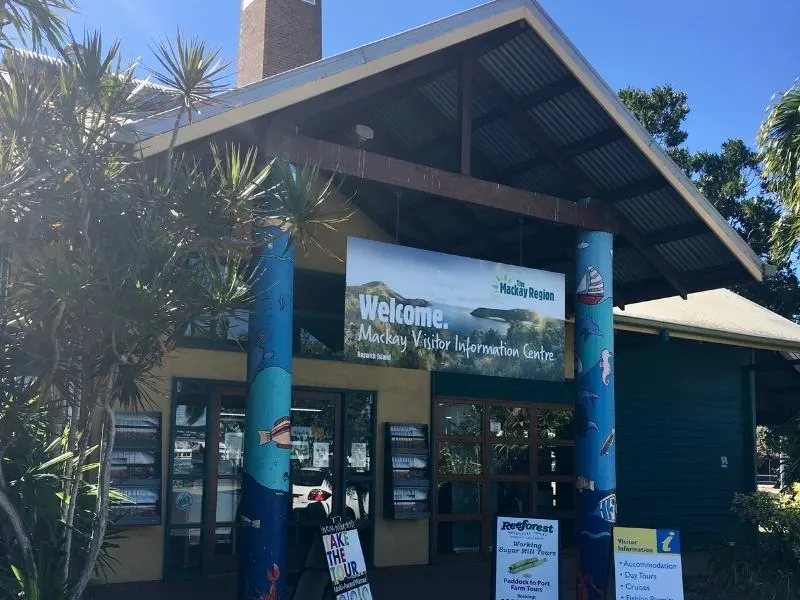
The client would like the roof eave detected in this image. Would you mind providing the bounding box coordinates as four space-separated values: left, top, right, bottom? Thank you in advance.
127 0 528 156
615 314 800 354
125 0 764 285
515 2 764 284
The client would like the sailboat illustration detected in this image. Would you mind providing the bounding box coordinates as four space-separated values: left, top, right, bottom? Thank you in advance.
576 266 604 305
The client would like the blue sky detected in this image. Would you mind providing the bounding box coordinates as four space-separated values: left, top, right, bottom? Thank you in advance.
66 0 799 153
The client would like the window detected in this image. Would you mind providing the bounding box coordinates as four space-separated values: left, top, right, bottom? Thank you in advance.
433 398 575 560
179 268 346 357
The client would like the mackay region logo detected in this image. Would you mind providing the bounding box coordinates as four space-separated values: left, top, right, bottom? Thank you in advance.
492 273 555 302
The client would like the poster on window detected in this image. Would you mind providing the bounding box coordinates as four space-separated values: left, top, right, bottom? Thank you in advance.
343 237 565 381
313 442 330 468
291 441 310 462
321 519 373 600
350 443 368 469
493 516 559 600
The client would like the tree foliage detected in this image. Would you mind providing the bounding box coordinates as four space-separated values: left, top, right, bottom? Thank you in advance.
0 4 346 600
620 84 800 320
759 81 800 262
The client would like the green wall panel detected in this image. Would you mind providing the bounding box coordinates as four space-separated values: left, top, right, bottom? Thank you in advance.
432 333 757 551
615 333 755 550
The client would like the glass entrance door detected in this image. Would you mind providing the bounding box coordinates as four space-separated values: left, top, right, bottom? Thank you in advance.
204 388 245 574
165 380 376 579
433 398 575 563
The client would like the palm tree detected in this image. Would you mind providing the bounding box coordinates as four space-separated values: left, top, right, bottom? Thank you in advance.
759 80 800 261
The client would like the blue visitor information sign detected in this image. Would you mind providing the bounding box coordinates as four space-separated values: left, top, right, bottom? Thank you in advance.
493 516 559 600
613 527 684 600
343 237 566 381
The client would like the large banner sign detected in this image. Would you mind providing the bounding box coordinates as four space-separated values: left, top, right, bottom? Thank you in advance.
343 237 565 381
493 516 559 600
613 527 684 600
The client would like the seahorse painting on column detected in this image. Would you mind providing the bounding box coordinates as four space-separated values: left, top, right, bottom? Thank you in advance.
574 231 617 600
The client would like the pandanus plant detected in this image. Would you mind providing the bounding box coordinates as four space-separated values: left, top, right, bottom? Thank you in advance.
0 3 349 598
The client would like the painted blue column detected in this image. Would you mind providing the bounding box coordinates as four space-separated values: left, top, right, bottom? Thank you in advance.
239 227 294 600
574 230 616 600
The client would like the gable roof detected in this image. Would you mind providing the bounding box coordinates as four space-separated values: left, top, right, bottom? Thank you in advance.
126 0 766 295
616 288 800 352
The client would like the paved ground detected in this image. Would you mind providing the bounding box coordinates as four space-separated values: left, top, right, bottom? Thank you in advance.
90 562 578 600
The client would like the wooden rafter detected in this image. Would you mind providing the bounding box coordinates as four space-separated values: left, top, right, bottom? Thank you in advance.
607 175 668 202
264 132 617 232
499 127 625 181
458 58 473 175
415 75 580 156
616 264 746 305
472 63 688 300
530 221 713 269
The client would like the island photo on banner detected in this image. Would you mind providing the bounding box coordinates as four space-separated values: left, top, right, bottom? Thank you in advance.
343 237 566 381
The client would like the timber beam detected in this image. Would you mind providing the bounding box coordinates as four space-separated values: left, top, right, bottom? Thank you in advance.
615 264 747 306
264 132 618 232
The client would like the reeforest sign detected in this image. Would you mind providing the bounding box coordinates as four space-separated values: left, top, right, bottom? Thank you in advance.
493 516 559 600
343 237 565 381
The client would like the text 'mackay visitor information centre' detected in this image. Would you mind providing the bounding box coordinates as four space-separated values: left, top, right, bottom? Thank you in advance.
67 0 800 597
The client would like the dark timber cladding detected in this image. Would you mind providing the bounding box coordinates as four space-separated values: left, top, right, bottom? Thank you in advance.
264 132 618 232
615 334 754 549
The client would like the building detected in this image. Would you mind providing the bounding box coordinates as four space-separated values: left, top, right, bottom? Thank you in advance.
92 0 800 598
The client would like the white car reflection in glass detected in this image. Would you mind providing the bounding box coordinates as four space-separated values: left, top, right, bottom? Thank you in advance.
291 468 369 520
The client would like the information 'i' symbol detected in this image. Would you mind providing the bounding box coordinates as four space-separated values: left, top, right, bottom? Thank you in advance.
661 531 675 552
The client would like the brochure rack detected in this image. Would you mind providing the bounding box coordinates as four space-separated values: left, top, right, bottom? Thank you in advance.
109 412 162 525
383 422 431 520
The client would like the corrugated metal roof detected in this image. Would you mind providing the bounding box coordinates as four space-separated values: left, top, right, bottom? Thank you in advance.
375 98 440 149
473 117 538 170
614 247 657 284
122 0 765 300
574 140 655 191
478 28 569 99
656 236 733 273
364 24 760 297
616 189 697 233
528 88 614 147
511 162 570 198
616 288 800 352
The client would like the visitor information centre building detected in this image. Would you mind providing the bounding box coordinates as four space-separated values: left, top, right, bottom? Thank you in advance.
98 0 800 598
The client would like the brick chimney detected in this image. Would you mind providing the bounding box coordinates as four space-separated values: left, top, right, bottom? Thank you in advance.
237 0 322 87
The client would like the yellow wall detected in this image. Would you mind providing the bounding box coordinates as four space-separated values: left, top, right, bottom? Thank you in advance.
107 348 247 583
107 352 431 582
295 194 392 274
106 208 573 582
